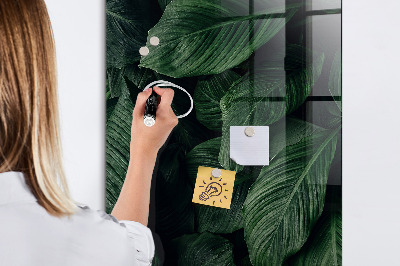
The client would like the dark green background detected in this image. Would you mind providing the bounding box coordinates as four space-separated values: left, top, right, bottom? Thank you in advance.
106 0 342 265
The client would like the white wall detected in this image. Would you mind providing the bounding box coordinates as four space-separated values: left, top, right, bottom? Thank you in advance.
343 0 400 265
45 0 400 263
45 1 105 210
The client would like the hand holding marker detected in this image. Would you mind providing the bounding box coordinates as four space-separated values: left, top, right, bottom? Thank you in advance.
142 81 193 127
130 86 179 157
140 37 194 127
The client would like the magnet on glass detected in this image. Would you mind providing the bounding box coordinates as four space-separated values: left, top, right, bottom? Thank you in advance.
149 36 160 46
211 168 222 178
244 127 255 137
139 46 150 56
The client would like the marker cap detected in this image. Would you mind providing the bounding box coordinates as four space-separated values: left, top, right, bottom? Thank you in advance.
144 116 156 127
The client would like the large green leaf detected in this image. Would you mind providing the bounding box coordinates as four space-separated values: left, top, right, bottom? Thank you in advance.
186 137 257 186
186 137 224 187
124 64 159 91
155 144 195 240
221 45 324 128
285 187 342 266
105 91 134 213
106 0 159 68
106 67 130 98
170 233 234 266
106 64 154 99
195 179 252 234
194 70 241 131
243 128 339 265
139 0 296 77
169 115 212 151
218 46 324 172
269 117 325 160
106 97 118 122
106 82 118 122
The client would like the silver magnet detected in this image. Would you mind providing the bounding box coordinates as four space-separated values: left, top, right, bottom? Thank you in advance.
244 126 255 137
149 36 160 46
211 168 222 178
139 46 150 56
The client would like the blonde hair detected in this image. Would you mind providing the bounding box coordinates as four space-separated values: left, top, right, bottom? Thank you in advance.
0 0 76 216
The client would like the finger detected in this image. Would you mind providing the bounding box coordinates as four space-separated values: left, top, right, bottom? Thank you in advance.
132 88 152 118
153 87 174 107
152 86 167 95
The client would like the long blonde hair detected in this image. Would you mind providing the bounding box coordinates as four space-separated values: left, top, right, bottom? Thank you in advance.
0 0 76 216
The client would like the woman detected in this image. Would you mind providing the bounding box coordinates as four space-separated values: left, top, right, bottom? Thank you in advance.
0 0 177 265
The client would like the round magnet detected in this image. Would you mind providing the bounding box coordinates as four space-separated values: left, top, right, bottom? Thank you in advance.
244 127 255 137
149 36 160 46
211 168 222 178
139 46 150 56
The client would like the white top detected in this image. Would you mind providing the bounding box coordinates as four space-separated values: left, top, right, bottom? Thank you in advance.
0 171 155 266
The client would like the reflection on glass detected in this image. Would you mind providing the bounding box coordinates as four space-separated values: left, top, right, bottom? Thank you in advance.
306 0 341 11
309 14 342 96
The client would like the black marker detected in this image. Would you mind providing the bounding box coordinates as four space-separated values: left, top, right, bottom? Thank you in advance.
144 89 158 127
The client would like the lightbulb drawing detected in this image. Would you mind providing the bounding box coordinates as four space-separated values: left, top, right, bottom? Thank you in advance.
199 182 222 201
192 166 236 209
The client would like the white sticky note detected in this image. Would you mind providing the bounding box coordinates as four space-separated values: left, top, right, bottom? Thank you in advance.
230 126 269 166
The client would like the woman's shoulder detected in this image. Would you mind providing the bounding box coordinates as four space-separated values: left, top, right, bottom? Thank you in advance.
73 203 120 225
71 203 153 244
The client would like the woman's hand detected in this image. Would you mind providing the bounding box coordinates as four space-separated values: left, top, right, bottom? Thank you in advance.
130 86 178 158
112 87 177 225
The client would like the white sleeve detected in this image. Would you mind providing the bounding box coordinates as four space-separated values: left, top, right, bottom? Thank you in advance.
119 220 155 265
78 205 155 265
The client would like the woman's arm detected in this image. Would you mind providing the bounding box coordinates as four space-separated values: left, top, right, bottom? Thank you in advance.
111 86 178 226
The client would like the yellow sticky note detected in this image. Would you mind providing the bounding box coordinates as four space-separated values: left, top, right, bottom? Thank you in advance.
192 166 236 209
